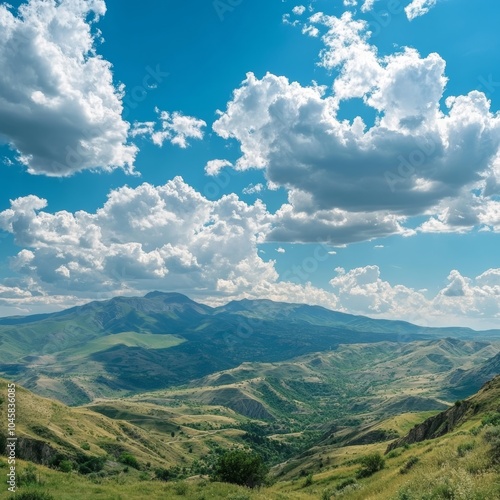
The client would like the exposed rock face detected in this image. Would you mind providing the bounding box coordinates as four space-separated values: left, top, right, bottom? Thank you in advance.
386 401 471 453
16 437 58 465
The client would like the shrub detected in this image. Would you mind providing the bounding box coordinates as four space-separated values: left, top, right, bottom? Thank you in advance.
80 442 91 451
18 464 40 486
118 452 139 469
321 489 333 500
13 493 54 500
76 455 105 475
155 467 171 481
457 442 475 457
356 452 385 478
399 456 419 474
336 478 357 490
397 488 413 500
484 426 500 464
482 412 500 426
303 473 313 487
386 449 402 459
59 460 73 473
173 481 188 495
212 449 268 488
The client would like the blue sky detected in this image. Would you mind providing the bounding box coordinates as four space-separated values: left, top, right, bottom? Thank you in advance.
0 0 499 329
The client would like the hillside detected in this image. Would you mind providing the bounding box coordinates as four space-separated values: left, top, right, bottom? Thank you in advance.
1 292 500 405
0 377 247 474
3 375 500 499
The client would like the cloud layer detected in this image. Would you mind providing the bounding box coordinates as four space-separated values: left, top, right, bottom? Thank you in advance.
213 12 500 243
0 0 137 176
0 180 499 328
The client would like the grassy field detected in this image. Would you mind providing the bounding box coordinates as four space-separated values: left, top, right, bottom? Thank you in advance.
3 376 500 499
62 332 185 358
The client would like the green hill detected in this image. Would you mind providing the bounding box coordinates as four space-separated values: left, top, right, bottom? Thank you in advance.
1 292 500 405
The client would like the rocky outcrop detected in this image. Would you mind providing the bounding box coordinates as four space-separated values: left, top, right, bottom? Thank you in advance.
386 400 471 453
16 436 59 465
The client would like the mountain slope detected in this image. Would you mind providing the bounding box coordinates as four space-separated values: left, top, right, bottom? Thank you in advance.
1 291 500 405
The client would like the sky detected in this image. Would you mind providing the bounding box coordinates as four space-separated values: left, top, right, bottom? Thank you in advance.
0 0 499 329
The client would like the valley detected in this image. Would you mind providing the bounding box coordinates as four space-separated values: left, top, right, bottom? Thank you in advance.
1 293 500 499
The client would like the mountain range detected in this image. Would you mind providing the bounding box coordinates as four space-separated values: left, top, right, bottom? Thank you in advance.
1 291 500 405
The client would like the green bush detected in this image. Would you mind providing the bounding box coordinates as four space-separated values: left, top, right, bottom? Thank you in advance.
18 464 40 486
484 426 500 464
212 449 268 488
303 473 313 487
457 442 475 457
482 412 500 426
155 467 172 481
173 481 188 495
386 449 402 459
356 452 385 478
12 492 54 500
76 455 105 475
118 452 139 469
336 477 357 490
80 442 91 451
59 459 73 473
321 489 333 500
399 456 419 474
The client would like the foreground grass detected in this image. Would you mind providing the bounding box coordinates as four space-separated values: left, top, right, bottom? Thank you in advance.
4 420 500 500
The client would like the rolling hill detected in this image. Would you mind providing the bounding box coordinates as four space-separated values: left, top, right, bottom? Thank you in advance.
1 292 500 405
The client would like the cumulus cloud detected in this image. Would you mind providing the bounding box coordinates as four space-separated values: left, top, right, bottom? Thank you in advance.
330 265 500 328
268 200 413 245
205 159 233 176
360 0 378 12
0 0 137 176
405 0 438 20
132 109 206 148
0 178 271 297
292 5 306 15
331 265 428 316
213 12 500 244
242 183 264 195
0 178 345 312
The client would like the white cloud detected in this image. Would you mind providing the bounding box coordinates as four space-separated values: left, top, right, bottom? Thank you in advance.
0 178 269 296
344 0 358 6
268 199 413 245
1 189 499 329
405 0 438 21
360 0 378 12
0 0 137 176
292 5 306 15
133 109 206 149
330 265 500 329
242 183 264 195
302 25 320 37
331 265 428 317
213 12 500 244
205 159 233 176
0 178 345 313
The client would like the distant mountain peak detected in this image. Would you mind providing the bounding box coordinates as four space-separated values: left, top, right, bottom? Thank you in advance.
144 291 191 301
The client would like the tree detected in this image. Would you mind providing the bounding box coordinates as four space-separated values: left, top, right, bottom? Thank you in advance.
212 449 268 488
356 452 385 478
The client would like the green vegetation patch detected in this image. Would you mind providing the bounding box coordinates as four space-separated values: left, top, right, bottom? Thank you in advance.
64 332 185 358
